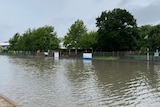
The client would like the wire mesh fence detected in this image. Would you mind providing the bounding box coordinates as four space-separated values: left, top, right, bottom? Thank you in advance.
2 50 160 61
92 51 160 61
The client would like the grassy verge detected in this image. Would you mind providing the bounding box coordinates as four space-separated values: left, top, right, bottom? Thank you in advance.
126 54 152 60
93 56 119 60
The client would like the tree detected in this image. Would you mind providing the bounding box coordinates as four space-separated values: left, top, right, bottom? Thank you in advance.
0 46 2 52
9 33 21 51
148 24 160 51
138 25 152 52
79 31 98 52
31 25 60 51
9 25 60 52
96 8 139 51
63 19 87 54
20 28 32 51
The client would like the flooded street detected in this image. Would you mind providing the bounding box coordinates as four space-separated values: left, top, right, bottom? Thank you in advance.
0 55 160 107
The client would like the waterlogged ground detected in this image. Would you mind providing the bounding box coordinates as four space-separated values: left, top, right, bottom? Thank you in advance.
0 55 160 107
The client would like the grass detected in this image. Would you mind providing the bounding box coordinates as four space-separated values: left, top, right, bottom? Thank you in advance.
93 56 119 60
126 54 152 59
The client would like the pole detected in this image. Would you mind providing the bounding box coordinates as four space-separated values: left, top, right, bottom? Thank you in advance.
147 48 149 61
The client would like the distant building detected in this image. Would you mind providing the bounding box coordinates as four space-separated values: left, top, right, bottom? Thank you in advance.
60 42 66 49
0 41 10 52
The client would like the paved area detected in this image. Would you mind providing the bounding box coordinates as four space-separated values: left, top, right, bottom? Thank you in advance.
0 95 17 107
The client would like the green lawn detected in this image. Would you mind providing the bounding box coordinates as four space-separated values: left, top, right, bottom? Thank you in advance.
0 46 2 52
93 56 119 60
126 54 151 59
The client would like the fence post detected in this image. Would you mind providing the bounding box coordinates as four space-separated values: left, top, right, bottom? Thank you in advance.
147 48 149 61
113 51 114 57
138 51 140 61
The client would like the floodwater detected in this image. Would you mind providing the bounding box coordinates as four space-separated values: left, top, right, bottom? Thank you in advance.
0 55 160 107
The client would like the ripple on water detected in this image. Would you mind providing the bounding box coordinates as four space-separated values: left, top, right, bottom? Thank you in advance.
1 56 160 107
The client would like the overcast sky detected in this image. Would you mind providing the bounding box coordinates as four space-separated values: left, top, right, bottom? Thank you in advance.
0 0 160 42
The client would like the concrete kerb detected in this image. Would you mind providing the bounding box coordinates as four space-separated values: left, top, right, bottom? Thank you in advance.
0 93 19 107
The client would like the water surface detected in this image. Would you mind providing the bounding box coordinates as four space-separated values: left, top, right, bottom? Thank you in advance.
0 55 160 107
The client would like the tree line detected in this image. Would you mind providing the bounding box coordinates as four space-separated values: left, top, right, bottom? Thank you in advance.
9 26 60 52
8 8 160 53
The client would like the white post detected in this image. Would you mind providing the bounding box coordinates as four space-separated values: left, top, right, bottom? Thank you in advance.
54 52 59 59
156 49 158 52
147 48 149 61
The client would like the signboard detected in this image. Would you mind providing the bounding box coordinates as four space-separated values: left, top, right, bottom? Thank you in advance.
83 53 92 60
44 52 48 56
154 52 159 57
54 52 59 58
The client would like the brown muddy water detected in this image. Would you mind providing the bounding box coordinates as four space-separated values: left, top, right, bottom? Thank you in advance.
0 55 160 107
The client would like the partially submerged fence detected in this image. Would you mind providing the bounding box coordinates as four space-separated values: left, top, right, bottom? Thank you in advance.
93 51 160 61
2 50 160 61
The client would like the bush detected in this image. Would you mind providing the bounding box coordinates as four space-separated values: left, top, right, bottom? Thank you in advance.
0 46 2 52
140 47 147 53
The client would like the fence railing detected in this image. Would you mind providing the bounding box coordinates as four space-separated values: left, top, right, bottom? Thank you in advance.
92 51 160 61
1 50 160 61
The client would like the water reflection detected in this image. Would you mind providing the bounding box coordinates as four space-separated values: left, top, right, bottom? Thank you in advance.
0 55 160 107
92 60 160 106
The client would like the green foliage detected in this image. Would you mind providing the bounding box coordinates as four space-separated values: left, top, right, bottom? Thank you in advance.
138 25 152 49
148 24 160 51
8 8 160 53
96 8 139 51
140 47 147 53
0 46 2 52
79 31 98 50
9 33 21 51
9 25 60 51
63 19 87 50
93 56 119 60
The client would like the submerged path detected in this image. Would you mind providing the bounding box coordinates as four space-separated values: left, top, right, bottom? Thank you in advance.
0 94 18 107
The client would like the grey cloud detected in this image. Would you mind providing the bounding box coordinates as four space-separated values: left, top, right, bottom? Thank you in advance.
0 25 15 41
118 0 130 7
131 0 160 25
1 0 160 42
118 0 160 25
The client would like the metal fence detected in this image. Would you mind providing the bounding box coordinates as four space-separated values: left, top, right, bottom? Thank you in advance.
1 50 160 61
92 51 160 61
60 51 160 61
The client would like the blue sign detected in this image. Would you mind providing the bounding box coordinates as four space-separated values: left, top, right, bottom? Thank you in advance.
154 52 159 57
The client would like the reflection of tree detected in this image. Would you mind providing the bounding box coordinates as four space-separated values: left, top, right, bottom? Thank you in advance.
9 56 160 106
65 59 105 106
136 62 159 90
92 60 160 106
149 63 160 88
10 56 57 78
65 59 91 83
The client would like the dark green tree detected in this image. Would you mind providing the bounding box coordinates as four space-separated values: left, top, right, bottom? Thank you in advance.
96 8 139 51
138 25 152 52
20 28 32 51
63 19 87 54
148 24 160 51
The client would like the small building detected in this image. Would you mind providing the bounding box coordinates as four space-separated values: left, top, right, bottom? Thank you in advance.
0 42 10 52
60 42 66 50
